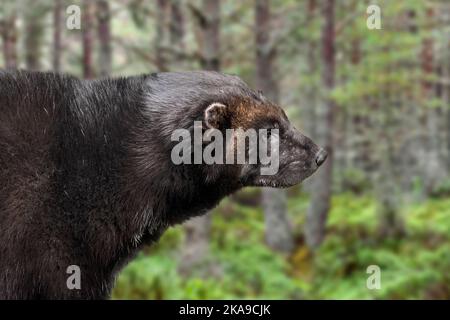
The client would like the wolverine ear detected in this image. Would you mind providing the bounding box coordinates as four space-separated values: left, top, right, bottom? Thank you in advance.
204 102 228 129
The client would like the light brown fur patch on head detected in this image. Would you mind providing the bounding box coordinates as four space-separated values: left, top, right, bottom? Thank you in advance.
230 97 284 130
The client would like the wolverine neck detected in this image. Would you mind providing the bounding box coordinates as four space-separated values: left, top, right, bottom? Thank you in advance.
58 76 240 266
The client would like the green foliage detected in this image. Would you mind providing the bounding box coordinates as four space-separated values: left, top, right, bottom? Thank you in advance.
327 193 378 232
407 198 450 237
113 199 304 299
310 195 450 299
112 252 183 300
113 194 450 300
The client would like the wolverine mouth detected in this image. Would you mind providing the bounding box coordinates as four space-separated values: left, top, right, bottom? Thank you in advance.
240 162 318 188
250 178 293 188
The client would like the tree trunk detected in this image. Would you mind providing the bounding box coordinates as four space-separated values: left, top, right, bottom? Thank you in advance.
53 0 63 72
24 3 45 70
200 0 220 70
1 13 18 69
179 214 212 274
375 13 406 238
375 87 406 237
305 0 336 250
302 0 318 194
170 0 185 49
97 0 112 77
169 0 186 69
155 0 170 71
303 0 317 140
344 2 361 172
422 7 443 194
255 0 294 253
82 0 95 79
376 134 404 238
445 36 450 171
443 5 450 172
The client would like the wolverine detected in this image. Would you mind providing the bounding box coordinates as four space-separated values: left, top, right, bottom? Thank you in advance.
0 70 326 299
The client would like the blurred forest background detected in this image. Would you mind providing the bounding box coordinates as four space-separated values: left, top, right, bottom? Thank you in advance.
1 0 449 299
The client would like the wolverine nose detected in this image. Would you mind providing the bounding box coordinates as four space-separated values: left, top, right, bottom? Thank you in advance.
315 149 328 167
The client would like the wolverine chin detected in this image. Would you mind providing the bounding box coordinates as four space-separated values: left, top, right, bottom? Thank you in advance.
240 175 303 188
249 178 295 188
241 163 321 188
244 176 307 188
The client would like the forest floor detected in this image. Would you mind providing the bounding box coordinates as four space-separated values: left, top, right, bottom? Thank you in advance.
112 192 450 300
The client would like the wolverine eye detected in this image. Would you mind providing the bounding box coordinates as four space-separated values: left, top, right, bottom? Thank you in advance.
269 122 280 133
262 122 280 138
266 123 279 137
